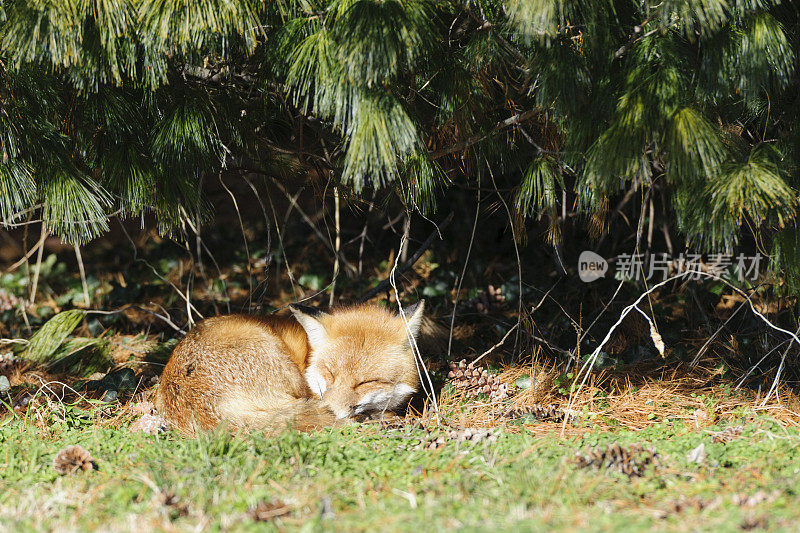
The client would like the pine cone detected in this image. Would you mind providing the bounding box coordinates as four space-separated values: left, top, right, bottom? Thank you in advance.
130 413 168 435
159 491 189 517
415 427 500 450
53 445 96 475
732 490 778 507
0 352 18 374
447 360 511 401
247 499 291 521
466 285 508 314
12 391 34 414
711 425 744 444
574 442 657 478
504 403 575 423
0 289 20 313
665 496 719 514
487 285 506 305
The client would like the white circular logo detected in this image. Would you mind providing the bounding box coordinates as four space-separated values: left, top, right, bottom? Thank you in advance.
578 251 608 282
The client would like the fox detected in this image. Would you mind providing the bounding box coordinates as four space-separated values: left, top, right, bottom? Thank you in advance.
155 302 425 435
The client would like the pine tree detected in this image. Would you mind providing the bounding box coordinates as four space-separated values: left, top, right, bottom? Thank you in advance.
0 0 798 283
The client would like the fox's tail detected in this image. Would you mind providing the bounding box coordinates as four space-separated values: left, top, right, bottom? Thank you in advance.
257 397 343 433
157 388 342 436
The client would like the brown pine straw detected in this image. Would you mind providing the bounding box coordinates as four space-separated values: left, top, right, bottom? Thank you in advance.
5 354 800 439
415 356 800 437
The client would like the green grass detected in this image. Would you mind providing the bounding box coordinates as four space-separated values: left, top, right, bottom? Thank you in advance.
2 414 800 532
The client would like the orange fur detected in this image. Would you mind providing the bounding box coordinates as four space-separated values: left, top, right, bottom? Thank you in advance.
155 303 423 435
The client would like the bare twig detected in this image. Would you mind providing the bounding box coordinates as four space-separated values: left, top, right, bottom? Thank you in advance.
471 323 519 366
330 186 341 307
180 208 231 314
448 176 481 358
736 339 791 391
690 299 748 366
263 180 298 298
400 212 411 263
430 109 538 159
389 235 439 423
561 270 800 435
357 190 378 275
74 243 90 307
268 176 357 275
219 173 254 310
487 165 523 353
3 228 47 274
358 213 454 303
762 323 800 405
29 224 47 304
87 305 186 335
242 175 274 312
117 220 204 323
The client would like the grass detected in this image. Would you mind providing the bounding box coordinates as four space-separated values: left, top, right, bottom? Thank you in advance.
2 407 800 532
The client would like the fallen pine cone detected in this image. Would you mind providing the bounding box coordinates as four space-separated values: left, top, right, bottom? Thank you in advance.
0 289 20 313
130 413 168 435
0 351 19 374
664 495 720 514
732 490 779 507
504 403 576 423
711 425 744 444
447 360 511 401
53 445 96 475
467 285 508 314
159 491 190 517
248 499 291 521
574 442 657 478
415 427 500 450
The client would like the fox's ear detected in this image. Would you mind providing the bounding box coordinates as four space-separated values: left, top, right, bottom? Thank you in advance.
399 300 425 341
290 304 329 351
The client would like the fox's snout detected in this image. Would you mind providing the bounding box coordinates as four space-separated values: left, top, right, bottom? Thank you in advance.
306 366 416 419
325 384 416 419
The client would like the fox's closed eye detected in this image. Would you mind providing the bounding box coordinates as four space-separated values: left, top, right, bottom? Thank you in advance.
356 379 391 388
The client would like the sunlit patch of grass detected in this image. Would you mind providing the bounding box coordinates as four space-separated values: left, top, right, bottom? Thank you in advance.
2 408 800 531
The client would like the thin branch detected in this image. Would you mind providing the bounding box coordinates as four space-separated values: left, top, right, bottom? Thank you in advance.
179 208 231 314
358 213 454 303
471 323 519 366
357 190 378 275
448 176 481 358
329 186 341 307
3 228 47 274
74 243 90 307
561 270 800 435
487 164 523 353
118 220 204 323
267 176 357 275
219 173 254 311
87 305 186 335
430 109 539 159
29 224 47 304
389 235 439 424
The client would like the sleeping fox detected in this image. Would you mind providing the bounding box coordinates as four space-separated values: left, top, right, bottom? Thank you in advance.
155 302 424 435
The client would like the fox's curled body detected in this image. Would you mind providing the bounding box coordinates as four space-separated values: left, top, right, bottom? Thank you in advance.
156 303 424 435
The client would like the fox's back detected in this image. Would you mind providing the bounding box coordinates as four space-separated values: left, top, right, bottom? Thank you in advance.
156 314 314 433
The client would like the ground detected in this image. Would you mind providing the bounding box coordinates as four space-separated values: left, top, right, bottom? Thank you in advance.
2 406 799 532
2 193 800 532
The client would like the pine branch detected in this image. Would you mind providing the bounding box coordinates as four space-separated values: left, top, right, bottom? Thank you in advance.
430 109 539 159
